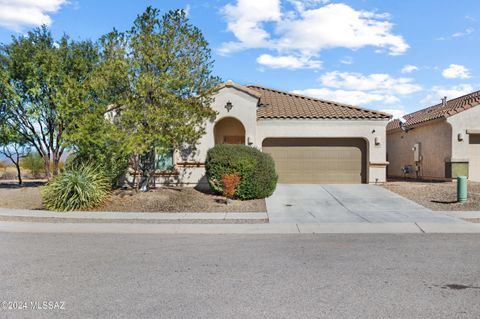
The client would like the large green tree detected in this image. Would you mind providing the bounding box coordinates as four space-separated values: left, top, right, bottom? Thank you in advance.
74 7 221 188
0 27 99 178
0 123 29 184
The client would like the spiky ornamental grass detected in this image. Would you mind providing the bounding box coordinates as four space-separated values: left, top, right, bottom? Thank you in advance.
42 165 110 211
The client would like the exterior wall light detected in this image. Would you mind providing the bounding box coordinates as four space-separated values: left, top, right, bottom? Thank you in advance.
225 101 233 112
374 137 381 146
458 132 464 142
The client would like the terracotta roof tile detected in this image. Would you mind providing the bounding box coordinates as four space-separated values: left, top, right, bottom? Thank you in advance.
387 90 480 131
247 85 391 120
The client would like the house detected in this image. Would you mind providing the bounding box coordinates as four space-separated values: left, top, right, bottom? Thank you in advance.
386 90 480 182
142 81 391 187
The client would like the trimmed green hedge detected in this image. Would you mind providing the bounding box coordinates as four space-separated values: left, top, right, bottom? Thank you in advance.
205 144 278 200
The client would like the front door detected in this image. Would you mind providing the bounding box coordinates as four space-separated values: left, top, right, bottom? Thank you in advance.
223 136 245 145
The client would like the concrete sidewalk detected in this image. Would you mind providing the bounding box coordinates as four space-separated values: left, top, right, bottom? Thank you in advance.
1 220 480 234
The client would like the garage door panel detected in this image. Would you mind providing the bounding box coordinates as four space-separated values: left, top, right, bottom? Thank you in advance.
263 138 366 184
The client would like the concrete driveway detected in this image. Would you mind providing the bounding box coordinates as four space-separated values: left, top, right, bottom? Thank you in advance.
267 184 462 224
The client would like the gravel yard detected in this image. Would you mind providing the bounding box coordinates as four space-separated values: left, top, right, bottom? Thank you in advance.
383 180 480 211
0 182 265 212
94 187 266 212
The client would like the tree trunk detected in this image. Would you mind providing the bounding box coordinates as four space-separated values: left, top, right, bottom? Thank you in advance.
52 154 60 176
43 155 50 179
133 155 139 192
15 162 22 185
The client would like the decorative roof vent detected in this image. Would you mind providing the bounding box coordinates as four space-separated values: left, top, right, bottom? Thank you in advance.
441 96 448 107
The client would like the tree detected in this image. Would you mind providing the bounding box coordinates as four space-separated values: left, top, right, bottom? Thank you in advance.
0 124 29 184
72 7 221 189
21 152 45 178
0 27 99 178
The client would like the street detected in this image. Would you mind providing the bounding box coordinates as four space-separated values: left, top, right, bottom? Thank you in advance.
1 233 480 318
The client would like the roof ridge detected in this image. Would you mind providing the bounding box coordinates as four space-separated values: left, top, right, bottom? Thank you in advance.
387 88 480 131
406 89 480 118
246 84 391 118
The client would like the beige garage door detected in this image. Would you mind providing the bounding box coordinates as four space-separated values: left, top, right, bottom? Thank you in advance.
469 134 480 182
262 138 367 184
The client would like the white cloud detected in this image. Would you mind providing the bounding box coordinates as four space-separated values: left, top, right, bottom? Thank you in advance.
292 70 421 108
421 84 474 105
340 56 353 65
287 0 330 13
0 0 67 31
219 0 281 54
442 64 471 79
452 27 474 37
319 71 422 95
220 1 409 67
465 15 476 22
184 4 191 17
401 65 418 73
292 88 399 105
256 54 322 69
276 3 408 56
437 27 474 40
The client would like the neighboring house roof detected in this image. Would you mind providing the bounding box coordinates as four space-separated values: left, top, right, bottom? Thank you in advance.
246 85 391 120
387 90 480 131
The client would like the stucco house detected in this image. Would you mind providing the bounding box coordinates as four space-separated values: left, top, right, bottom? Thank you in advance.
386 90 480 182
143 81 391 187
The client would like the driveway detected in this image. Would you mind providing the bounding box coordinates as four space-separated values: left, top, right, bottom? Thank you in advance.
266 184 462 223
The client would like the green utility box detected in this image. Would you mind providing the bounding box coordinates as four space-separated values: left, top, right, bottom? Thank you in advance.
457 176 468 203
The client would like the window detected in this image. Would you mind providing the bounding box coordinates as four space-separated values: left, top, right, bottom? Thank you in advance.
155 146 174 171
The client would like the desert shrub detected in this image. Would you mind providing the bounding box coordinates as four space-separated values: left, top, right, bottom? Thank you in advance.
21 152 44 177
42 164 110 211
222 173 241 198
0 161 7 171
66 149 129 187
205 144 278 200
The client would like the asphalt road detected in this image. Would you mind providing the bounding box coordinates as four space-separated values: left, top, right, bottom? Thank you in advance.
1 233 480 319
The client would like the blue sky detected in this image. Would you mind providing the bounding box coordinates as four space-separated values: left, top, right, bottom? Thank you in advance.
0 0 478 118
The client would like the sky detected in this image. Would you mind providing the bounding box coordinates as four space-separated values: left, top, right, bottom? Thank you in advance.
0 0 479 119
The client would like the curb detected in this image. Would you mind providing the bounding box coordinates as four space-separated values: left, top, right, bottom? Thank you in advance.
1 221 480 234
0 208 268 222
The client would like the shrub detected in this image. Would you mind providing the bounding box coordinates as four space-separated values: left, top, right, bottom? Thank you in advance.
206 144 278 200
21 152 44 177
66 150 129 187
222 173 241 198
42 164 110 211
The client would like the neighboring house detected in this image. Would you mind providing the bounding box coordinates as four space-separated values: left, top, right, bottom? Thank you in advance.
387 90 480 182
138 81 391 187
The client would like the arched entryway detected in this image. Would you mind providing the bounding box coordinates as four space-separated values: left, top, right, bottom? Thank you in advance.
214 117 246 145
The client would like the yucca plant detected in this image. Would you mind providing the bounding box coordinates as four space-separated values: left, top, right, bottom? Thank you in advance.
42 164 110 211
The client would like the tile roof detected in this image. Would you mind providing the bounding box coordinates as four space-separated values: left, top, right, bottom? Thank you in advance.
246 85 391 120
387 90 480 131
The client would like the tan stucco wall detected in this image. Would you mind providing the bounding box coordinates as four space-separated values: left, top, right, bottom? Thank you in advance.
152 85 389 185
387 120 452 179
447 104 480 181
447 105 480 160
158 86 259 186
256 119 389 183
